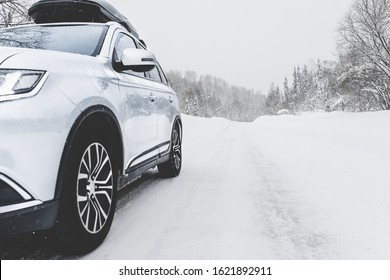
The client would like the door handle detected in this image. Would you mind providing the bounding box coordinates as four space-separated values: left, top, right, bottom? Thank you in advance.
149 93 157 102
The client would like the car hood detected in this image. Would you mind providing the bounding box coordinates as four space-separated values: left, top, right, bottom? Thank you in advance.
0 47 107 72
0 48 21 65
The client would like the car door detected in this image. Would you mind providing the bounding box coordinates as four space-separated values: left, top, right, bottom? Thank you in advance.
112 32 158 171
146 63 177 154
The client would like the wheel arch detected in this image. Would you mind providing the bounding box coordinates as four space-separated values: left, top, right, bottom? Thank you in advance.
54 105 124 200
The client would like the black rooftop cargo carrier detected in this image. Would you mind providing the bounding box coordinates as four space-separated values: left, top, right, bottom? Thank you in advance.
28 0 139 39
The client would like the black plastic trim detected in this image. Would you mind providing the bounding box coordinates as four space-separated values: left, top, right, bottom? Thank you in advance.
0 200 59 235
125 141 170 173
120 153 170 188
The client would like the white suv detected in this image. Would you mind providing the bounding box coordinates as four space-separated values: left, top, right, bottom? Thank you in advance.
0 0 182 252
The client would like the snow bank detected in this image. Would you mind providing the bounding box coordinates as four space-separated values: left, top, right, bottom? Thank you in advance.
251 111 390 259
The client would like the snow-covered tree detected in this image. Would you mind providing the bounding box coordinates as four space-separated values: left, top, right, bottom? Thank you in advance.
265 83 281 114
338 0 390 110
280 76 290 110
313 60 329 109
290 67 299 110
0 0 32 27
300 65 314 111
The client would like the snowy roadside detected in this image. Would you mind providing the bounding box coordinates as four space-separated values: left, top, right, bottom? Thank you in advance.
250 111 390 259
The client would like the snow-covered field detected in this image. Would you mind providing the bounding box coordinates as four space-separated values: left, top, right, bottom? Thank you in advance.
83 111 390 260
1 111 389 260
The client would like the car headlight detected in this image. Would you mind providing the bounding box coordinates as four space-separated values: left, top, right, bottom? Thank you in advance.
0 69 46 97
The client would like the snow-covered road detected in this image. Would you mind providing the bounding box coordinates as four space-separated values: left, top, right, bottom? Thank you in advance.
83 112 390 260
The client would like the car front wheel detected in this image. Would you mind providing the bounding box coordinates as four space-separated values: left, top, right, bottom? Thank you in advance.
55 133 117 254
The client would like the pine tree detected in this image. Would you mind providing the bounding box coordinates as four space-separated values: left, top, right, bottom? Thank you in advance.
313 60 329 109
265 83 281 114
281 77 290 110
301 65 314 111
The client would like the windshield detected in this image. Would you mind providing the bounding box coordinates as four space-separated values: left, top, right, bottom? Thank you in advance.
0 24 108 56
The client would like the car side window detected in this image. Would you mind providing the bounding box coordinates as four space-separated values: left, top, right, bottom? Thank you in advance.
147 66 162 83
113 33 144 77
157 63 169 85
113 33 136 63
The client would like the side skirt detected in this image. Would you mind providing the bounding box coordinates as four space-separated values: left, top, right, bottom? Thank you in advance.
119 146 170 190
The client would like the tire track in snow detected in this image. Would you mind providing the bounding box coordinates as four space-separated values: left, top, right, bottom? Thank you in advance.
83 119 245 259
243 128 335 259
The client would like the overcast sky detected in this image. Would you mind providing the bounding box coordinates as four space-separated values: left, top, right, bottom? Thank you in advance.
108 0 353 94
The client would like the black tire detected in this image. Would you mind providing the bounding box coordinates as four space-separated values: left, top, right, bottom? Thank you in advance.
158 123 182 178
55 132 118 254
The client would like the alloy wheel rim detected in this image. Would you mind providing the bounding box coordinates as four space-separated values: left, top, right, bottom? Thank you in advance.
76 143 114 234
172 129 181 170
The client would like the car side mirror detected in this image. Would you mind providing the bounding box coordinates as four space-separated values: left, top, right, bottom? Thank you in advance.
120 48 156 72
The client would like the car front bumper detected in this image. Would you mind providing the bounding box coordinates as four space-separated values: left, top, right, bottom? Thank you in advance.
0 74 77 235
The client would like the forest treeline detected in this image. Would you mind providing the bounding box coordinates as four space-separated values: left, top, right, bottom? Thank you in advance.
167 70 265 122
